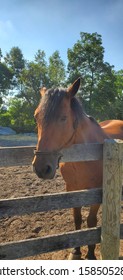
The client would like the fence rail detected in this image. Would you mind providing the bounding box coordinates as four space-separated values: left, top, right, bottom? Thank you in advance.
0 139 123 260
0 187 123 219
0 188 102 218
0 227 102 260
1 225 123 260
0 143 103 167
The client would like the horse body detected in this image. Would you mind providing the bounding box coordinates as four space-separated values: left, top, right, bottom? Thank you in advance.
33 78 123 259
100 119 123 139
59 115 107 259
60 115 106 191
60 118 123 192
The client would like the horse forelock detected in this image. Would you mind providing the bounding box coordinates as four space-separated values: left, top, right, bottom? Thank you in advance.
39 88 68 125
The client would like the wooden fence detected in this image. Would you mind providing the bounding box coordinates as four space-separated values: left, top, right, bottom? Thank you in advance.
0 139 123 260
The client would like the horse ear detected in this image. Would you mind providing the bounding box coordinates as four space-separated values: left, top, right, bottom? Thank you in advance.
67 78 80 97
40 87 47 97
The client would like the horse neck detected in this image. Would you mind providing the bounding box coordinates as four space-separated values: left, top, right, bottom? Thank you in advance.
73 115 108 144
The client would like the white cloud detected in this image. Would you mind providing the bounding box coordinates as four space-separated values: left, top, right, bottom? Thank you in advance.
0 20 15 39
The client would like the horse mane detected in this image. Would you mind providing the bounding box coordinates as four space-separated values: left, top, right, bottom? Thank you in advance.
87 115 100 126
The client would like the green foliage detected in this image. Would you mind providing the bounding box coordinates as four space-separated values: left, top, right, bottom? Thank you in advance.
68 32 104 81
113 70 123 119
0 111 11 127
4 47 25 91
8 98 36 132
4 47 25 78
18 50 49 110
0 62 13 95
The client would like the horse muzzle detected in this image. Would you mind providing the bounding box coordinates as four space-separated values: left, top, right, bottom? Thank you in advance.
32 150 62 180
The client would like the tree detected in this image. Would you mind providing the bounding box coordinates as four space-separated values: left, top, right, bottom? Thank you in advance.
0 62 13 106
67 32 116 119
0 48 13 106
7 98 35 132
19 50 48 108
4 47 25 88
34 50 49 86
0 48 2 62
48 51 66 87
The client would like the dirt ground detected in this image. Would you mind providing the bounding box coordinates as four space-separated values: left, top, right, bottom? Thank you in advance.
0 137 123 260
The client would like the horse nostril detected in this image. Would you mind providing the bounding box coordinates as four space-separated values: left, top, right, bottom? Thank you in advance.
45 165 52 175
33 164 52 176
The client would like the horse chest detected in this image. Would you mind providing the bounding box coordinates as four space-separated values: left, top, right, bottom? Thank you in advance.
60 161 103 191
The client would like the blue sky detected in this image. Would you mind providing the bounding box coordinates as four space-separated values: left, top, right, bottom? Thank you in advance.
0 0 123 70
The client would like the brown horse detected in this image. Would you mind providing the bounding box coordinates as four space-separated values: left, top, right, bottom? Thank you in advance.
32 78 123 259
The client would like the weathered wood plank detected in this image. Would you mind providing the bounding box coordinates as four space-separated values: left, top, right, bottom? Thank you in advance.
0 146 35 167
0 143 103 167
0 224 123 260
0 188 102 218
0 227 101 260
101 139 123 260
0 186 123 219
61 143 103 162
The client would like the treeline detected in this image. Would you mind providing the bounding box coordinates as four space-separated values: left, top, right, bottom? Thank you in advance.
0 32 123 132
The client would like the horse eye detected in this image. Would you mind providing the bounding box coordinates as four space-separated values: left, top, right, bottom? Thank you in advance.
60 116 67 122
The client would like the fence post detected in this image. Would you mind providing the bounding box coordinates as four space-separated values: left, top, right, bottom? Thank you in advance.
101 139 123 259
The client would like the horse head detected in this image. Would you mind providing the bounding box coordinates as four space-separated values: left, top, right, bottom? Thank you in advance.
32 78 81 179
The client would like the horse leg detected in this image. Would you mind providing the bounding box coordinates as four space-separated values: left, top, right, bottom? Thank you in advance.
68 207 82 260
86 204 100 259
